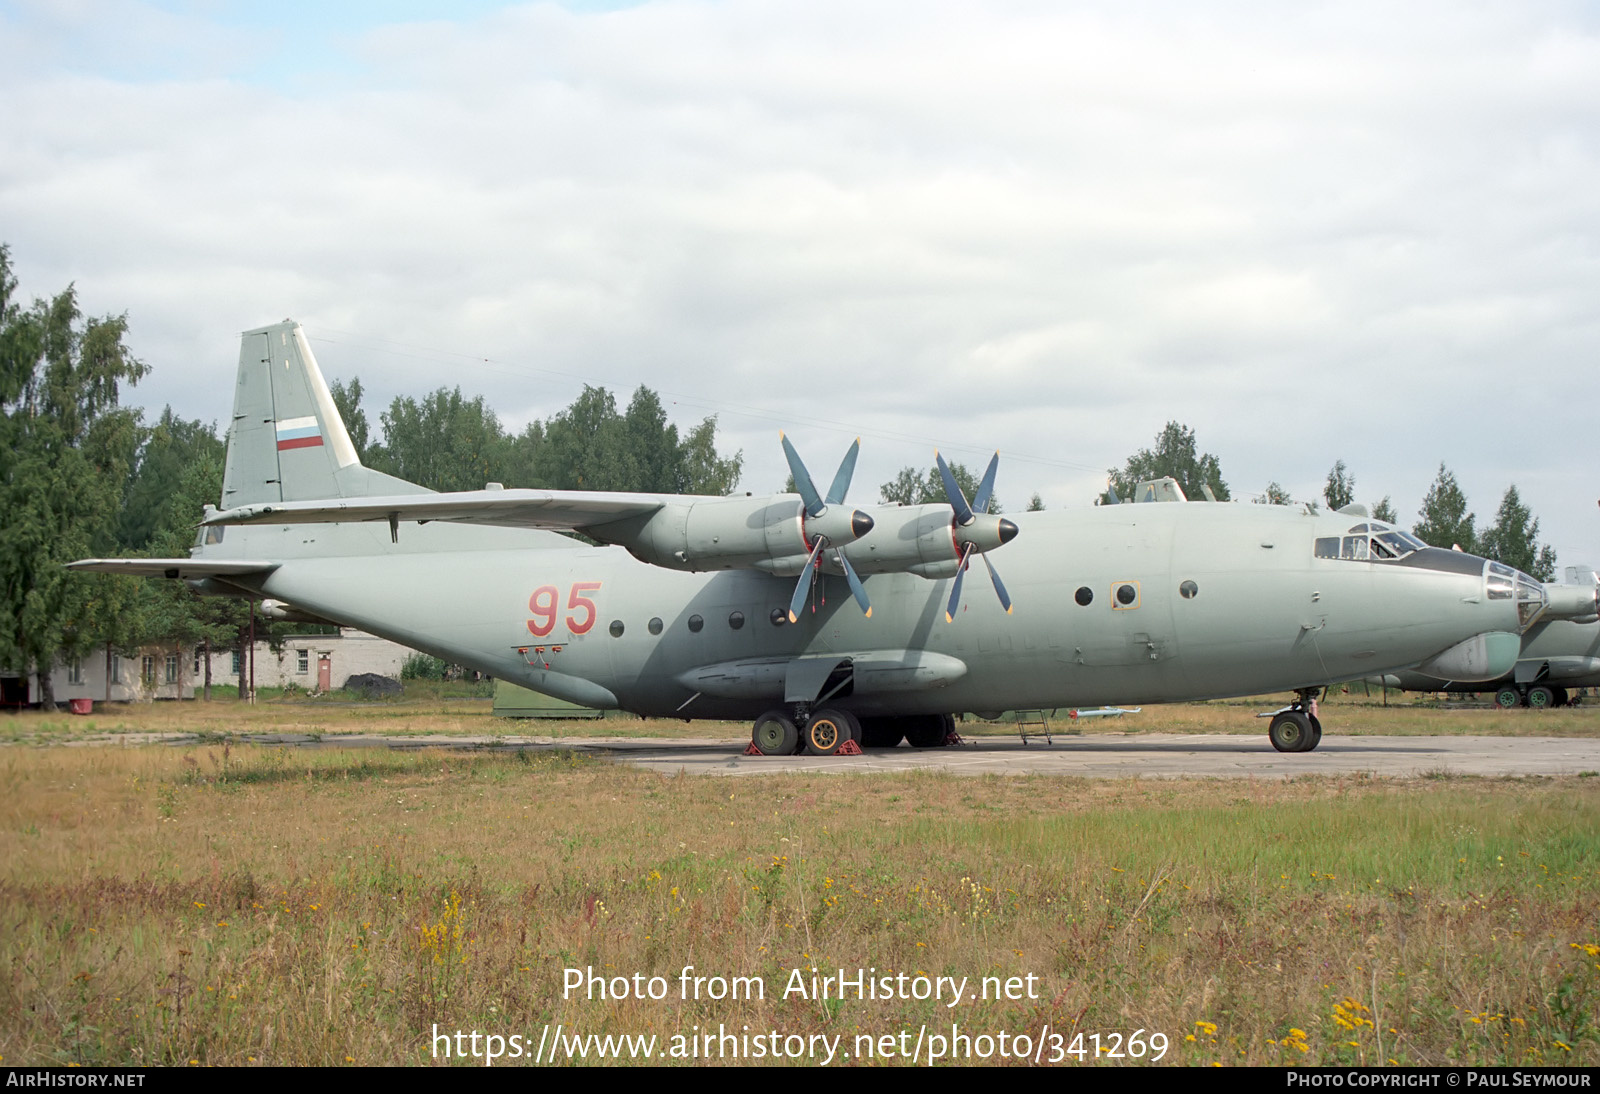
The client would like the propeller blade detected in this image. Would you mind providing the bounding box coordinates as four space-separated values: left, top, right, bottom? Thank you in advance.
972 451 1000 515
788 535 828 623
936 450 974 526
981 552 1012 614
781 432 825 518
945 543 974 622
836 549 871 618
824 437 860 506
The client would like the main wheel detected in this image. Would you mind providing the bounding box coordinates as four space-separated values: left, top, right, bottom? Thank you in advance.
752 711 799 755
1527 685 1555 709
1306 714 1323 752
858 716 905 749
1268 710 1313 753
903 714 949 748
803 709 852 755
1552 687 1571 708
1493 686 1522 710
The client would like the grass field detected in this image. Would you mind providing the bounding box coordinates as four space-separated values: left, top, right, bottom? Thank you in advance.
2 719 1599 1067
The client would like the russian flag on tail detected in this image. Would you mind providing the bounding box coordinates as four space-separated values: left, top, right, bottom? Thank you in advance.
276 416 323 451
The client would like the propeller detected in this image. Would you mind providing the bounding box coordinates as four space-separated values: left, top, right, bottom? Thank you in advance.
935 450 1018 621
781 434 874 621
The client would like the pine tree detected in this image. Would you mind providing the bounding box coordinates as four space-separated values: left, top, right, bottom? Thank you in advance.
1412 464 1476 552
1477 485 1556 580
1324 460 1355 511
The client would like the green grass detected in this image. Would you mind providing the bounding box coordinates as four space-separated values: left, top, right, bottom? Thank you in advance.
1 744 1597 1066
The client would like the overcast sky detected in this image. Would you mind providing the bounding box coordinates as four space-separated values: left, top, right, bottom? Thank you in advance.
2 0 1596 564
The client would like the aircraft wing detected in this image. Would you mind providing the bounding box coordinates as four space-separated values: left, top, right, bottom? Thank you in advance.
202 489 683 532
66 559 282 578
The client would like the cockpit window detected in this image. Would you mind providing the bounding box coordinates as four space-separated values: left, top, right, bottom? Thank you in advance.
1317 522 1423 564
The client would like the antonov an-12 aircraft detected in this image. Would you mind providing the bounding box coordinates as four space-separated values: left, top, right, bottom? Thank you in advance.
70 321 1578 754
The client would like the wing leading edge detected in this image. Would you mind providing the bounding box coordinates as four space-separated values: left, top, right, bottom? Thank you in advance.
202 489 677 532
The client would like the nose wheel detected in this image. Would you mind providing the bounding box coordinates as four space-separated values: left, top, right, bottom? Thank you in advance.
1268 689 1324 753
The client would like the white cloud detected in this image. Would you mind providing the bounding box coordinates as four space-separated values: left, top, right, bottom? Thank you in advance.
1 0 1597 555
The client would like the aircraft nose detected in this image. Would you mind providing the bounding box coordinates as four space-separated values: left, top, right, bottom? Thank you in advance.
1486 559 1549 632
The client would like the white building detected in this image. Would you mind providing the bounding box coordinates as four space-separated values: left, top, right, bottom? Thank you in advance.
6 630 419 707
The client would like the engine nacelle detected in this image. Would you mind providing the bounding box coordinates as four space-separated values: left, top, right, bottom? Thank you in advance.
590 495 874 576
836 505 1019 578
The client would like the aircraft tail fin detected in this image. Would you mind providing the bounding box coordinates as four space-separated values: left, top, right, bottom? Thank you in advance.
221 320 428 506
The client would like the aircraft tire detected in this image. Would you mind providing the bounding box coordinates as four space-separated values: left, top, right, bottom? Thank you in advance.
1493 686 1522 710
752 712 800 755
1304 715 1323 752
858 717 905 748
1527 685 1555 710
1268 710 1313 753
1552 687 1570 708
804 709 852 756
904 714 949 749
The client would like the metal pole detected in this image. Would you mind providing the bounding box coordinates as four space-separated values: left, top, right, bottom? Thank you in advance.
248 601 256 705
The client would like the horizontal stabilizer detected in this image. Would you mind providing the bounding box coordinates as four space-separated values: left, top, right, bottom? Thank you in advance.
66 559 281 578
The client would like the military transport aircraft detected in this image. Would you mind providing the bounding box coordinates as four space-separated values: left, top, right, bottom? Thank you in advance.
69 321 1572 754
1368 568 1600 708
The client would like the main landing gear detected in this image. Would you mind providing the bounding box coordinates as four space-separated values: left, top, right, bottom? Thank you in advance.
1267 688 1324 753
1494 684 1570 709
747 709 957 755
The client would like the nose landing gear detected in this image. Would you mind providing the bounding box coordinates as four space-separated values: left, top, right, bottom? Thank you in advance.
1268 688 1324 753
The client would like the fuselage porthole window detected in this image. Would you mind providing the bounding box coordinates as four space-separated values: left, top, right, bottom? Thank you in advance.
770 608 787 626
1075 586 1093 606
609 620 624 638
729 611 745 630
688 614 704 633
647 617 663 636
1180 580 1198 599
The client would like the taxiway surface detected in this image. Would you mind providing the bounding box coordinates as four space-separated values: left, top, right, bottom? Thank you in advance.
142 731 1600 779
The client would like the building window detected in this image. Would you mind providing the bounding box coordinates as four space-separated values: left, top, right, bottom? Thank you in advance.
110 653 121 684
67 658 82 685
297 649 310 675
141 656 156 686
165 654 179 684
231 651 241 676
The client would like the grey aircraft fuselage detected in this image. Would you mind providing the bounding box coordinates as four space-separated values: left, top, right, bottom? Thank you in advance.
192 501 1527 721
